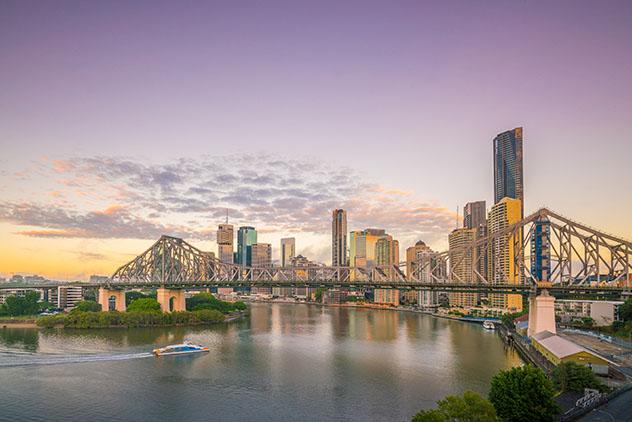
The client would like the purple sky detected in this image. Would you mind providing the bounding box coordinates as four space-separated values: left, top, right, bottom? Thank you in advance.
1 1 631 279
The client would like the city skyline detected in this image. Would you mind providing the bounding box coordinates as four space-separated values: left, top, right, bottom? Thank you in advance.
1 1 632 280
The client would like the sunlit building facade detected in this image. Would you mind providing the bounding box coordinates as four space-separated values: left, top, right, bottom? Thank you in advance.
488 197 523 311
331 209 347 267
374 288 399 306
217 224 234 264
251 243 272 268
281 237 296 267
448 227 477 308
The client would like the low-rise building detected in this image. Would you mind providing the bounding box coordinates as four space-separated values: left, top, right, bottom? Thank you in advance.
555 299 623 327
48 286 84 310
531 331 611 375
322 289 347 305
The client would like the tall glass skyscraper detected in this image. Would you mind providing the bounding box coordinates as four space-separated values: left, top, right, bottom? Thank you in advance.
531 219 551 281
493 127 524 217
236 226 257 267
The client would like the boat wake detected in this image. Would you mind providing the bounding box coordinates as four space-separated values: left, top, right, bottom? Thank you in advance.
0 351 153 368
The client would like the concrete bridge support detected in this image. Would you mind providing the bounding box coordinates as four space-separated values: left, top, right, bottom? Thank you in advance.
527 290 556 338
157 288 186 312
98 288 126 312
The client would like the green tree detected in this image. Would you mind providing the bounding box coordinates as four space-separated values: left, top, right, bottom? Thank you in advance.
72 300 102 313
489 365 560 421
552 361 606 393
127 298 161 312
619 297 632 322
314 288 327 302
4 291 41 316
125 291 156 306
412 391 498 422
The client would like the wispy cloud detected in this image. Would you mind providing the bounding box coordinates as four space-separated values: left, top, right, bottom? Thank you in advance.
1 155 456 251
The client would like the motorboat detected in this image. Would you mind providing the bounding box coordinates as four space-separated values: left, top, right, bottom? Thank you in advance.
153 342 209 356
482 320 496 330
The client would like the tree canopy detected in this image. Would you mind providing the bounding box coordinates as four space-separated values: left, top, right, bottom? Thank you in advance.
2 291 44 316
489 365 559 422
127 298 161 312
72 300 102 313
619 297 632 322
552 361 606 393
186 292 246 314
412 391 498 422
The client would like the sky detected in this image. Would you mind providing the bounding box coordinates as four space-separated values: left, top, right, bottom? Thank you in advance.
1 0 631 280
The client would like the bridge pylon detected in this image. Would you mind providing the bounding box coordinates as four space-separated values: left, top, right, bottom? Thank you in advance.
98 288 126 312
527 289 556 338
156 287 186 313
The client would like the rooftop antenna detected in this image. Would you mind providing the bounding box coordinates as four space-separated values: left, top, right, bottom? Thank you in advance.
225 209 229 224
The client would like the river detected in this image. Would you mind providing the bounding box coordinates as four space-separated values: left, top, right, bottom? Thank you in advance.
0 303 522 421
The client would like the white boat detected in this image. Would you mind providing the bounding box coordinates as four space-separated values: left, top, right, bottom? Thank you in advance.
482 320 496 330
153 342 209 356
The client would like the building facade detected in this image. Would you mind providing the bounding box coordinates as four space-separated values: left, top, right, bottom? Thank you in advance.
280 237 296 267
488 197 523 311
463 201 486 230
493 127 524 217
217 223 234 264
349 228 386 271
331 209 347 267
406 241 432 280
251 243 272 268
236 226 257 267
448 227 477 308
374 288 400 306
531 219 551 282
555 299 623 327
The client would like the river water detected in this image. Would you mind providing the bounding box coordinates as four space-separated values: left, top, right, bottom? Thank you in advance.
0 303 521 421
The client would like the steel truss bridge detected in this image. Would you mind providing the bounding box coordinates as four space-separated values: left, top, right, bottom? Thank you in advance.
98 208 631 296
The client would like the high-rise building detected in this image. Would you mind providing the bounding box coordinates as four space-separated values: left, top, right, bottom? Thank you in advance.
251 243 272 268
376 236 399 279
349 228 386 270
406 241 432 280
332 209 347 267
531 219 551 282
280 237 296 267
493 127 524 217
374 288 400 306
217 224 234 264
488 197 523 311
236 226 257 267
463 201 486 229
448 228 477 308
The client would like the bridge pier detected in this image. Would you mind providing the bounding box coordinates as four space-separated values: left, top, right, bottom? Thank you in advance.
157 288 186 312
98 288 126 312
527 290 556 338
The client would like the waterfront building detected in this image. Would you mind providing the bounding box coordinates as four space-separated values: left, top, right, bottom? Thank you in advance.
531 331 610 375
374 288 399 306
531 219 551 281
448 227 477 308
48 286 84 310
332 209 347 267
217 224 234 264
250 286 272 296
0 288 46 305
251 243 272 268
493 127 524 217
463 201 486 230
280 237 296 267
272 287 293 297
555 299 623 327
406 241 431 280
322 289 347 305
488 197 523 311
236 226 257 266
414 250 447 310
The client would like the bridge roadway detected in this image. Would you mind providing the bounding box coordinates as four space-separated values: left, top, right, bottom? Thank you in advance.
1 281 628 296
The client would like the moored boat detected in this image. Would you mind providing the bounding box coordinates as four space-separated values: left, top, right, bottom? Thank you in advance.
482 320 496 330
153 342 209 356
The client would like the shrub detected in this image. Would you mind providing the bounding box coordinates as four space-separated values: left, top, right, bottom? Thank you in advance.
127 298 161 312
194 309 225 323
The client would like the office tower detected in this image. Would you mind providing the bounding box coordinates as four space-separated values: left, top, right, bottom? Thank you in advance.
217 224 234 264
332 209 347 267
531 219 551 282
493 127 524 217
236 226 257 266
463 201 486 229
406 240 431 280
349 228 386 269
376 236 399 280
448 228 477 308
251 243 272 267
488 197 523 311
281 237 296 267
